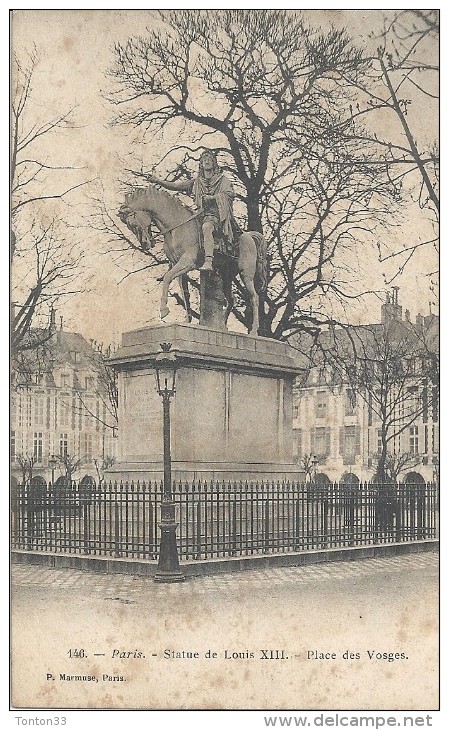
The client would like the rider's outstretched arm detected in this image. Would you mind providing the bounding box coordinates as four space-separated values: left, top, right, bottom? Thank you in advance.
149 175 192 193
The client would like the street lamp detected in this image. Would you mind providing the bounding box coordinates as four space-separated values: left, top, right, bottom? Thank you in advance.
49 454 59 486
153 343 184 583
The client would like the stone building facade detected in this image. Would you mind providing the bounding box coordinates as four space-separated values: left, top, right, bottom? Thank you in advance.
11 320 118 484
292 293 439 485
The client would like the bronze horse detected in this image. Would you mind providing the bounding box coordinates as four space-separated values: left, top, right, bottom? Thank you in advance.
119 185 267 335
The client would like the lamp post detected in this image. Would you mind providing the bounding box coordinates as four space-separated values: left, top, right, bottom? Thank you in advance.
153 343 184 583
49 454 58 486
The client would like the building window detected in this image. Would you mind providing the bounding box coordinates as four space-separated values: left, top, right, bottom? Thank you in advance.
424 425 429 454
422 380 428 423
34 396 45 426
312 426 330 457
315 391 328 419
85 376 95 390
409 426 419 454
431 385 438 422
59 433 68 458
60 373 71 388
432 425 439 454
293 428 302 462
11 431 16 462
33 432 43 461
18 395 23 427
343 425 356 455
26 395 32 427
345 388 356 415
83 433 93 463
377 429 382 453
406 386 419 416
59 397 70 427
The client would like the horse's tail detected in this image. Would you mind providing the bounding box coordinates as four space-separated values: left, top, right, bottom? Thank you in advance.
250 232 268 293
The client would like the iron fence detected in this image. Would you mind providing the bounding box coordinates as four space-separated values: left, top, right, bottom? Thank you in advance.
11 480 438 561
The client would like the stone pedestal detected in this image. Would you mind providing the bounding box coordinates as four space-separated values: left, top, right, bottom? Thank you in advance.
108 323 303 482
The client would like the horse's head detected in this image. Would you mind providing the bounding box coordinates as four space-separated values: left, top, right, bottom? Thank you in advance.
118 204 155 251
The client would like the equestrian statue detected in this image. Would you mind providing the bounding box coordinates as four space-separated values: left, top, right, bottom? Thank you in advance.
118 150 267 336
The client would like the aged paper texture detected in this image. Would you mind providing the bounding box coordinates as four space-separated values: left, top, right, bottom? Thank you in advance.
10 8 439 715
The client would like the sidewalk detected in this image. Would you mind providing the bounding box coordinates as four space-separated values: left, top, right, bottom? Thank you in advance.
11 550 439 711
12 549 438 596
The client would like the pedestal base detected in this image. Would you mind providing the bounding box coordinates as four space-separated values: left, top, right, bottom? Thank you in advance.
108 323 303 484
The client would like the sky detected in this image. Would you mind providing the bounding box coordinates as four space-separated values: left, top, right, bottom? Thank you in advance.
10 8 439 345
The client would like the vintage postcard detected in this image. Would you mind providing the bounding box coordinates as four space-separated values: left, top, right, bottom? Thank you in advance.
10 8 439 719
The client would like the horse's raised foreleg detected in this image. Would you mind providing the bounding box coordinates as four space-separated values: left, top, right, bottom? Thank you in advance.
160 253 196 320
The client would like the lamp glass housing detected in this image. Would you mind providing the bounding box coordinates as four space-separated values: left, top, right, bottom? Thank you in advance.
155 348 177 396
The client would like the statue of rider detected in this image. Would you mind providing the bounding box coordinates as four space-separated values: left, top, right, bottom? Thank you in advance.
148 150 241 271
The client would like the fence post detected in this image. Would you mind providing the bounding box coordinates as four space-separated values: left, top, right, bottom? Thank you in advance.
322 490 328 549
395 485 403 542
231 493 237 557
83 499 90 555
26 486 34 550
294 495 300 551
114 485 120 558
195 490 202 560
348 489 355 547
263 497 270 554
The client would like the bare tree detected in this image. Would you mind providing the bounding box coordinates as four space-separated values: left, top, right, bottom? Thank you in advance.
56 453 84 484
371 451 422 483
106 10 397 339
67 341 119 434
11 49 89 359
317 313 438 483
12 219 85 361
15 454 38 485
93 456 116 485
342 10 439 276
299 453 325 484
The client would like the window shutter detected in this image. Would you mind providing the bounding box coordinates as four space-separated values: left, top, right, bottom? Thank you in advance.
310 428 315 455
297 429 302 458
325 427 331 456
422 380 428 423
434 424 439 453
339 427 344 455
355 425 361 455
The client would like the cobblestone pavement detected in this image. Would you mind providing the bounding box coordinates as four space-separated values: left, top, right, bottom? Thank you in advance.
11 551 439 711
12 550 438 598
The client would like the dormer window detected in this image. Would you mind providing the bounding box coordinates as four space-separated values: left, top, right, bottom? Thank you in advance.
60 373 71 388
70 351 80 363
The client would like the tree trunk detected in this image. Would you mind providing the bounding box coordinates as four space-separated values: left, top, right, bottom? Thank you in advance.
377 429 389 486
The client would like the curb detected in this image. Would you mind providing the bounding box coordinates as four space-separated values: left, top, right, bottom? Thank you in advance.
11 540 438 579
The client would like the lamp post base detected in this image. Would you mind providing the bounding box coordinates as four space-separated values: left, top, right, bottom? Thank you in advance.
154 500 185 583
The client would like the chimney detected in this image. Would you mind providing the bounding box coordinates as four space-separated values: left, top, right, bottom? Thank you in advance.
49 308 56 334
381 288 402 324
416 313 424 328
